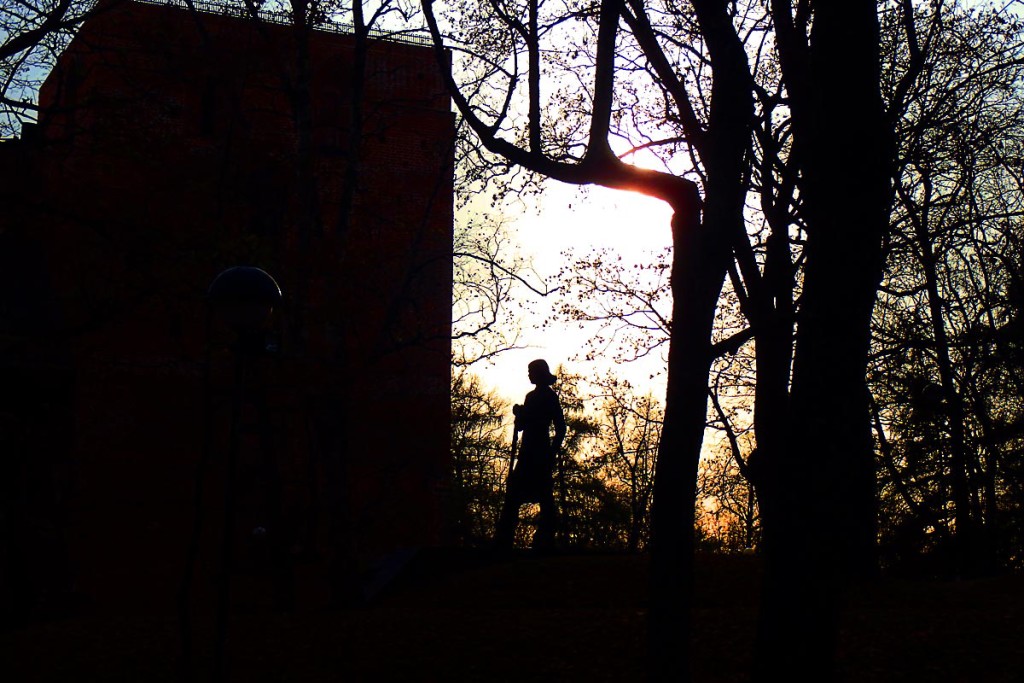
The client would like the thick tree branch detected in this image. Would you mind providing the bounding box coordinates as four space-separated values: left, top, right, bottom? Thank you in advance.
422 0 700 211
0 0 76 61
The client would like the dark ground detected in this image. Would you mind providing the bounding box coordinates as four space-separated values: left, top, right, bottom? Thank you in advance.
5 550 1023 682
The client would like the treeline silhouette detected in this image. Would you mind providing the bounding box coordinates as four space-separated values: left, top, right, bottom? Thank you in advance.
450 368 756 554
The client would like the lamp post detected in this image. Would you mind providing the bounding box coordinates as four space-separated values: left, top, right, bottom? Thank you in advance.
209 267 281 683
179 267 281 683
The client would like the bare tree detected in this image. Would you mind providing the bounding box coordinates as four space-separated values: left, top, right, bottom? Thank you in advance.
453 211 552 365
0 0 98 136
590 373 661 552
450 368 510 544
871 0 1024 576
420 0 756 676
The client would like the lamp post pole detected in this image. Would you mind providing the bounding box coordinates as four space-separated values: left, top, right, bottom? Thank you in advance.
179 266 281 683
213 334 247 683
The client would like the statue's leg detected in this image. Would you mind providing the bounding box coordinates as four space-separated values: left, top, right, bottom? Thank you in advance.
534 483 556 552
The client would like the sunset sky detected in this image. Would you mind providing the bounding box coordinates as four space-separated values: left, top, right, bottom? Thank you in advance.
471 180 675 404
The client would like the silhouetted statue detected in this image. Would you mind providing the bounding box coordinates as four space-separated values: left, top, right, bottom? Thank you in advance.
494 359 567 552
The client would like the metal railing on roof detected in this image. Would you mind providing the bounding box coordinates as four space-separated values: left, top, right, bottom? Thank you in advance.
133 0 435 47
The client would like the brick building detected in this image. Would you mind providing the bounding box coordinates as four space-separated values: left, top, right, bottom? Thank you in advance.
0 0 454 616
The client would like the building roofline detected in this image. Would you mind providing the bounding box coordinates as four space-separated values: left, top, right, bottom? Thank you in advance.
133 0 435 47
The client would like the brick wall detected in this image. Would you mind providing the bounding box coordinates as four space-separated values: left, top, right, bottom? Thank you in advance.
2 0 455 614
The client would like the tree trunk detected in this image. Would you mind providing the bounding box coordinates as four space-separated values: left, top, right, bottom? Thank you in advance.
649 188 731 682
911 186 979 576
756 3 892 680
